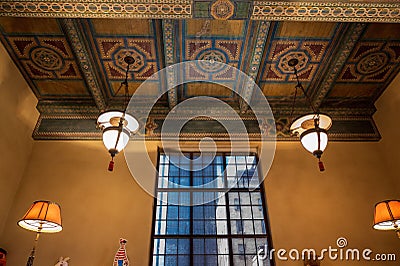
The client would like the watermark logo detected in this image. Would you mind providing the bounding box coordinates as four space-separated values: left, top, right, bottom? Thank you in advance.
253 237 396 262
123 60 276 205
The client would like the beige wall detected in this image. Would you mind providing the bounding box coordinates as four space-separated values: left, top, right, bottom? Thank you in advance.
0 42 38 235
375 72 400 192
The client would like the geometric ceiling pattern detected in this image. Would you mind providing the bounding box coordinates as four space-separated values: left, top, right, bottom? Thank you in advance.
0 0 400 141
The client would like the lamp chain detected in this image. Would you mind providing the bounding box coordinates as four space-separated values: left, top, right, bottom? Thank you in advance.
289 85 298 125
113 60 132 151
292 66 317 115
109 59 131 112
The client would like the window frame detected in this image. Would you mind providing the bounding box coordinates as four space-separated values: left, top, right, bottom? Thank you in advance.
149 150 275 266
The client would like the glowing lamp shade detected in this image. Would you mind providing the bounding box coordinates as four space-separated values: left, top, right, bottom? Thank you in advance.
97 111 139 132
97 110 138 171
18 200 62 233
373 200 400 231
300 129 328 154
102 127 130 153
97 111 138 155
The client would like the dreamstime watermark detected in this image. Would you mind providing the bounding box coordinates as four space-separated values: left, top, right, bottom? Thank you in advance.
253 237 396 262
123 60 276 205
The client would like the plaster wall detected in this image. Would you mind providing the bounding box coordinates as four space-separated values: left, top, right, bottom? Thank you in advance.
0 42 38 235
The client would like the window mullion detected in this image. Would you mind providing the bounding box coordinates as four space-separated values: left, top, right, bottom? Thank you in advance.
223 152 234 266
190 152 194 266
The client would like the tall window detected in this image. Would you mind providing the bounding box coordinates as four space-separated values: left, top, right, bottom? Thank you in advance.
151 152 273 266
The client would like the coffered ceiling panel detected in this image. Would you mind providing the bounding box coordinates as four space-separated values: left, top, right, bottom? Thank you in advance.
0 17 90 100
83 19 164 100
323 23 400 108
177 19 251 105
259 22 345 105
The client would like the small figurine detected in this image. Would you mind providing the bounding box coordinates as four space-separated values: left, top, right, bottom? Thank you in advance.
55 257 70 266
113 238 129 266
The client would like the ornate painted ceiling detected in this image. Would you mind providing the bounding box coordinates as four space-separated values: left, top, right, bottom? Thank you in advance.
0 0 399 141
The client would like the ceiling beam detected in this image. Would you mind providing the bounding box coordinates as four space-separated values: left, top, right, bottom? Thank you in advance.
60 19 107 111
162 19 178 110
239 21 271 113
32 112 380 141
311 23 367 109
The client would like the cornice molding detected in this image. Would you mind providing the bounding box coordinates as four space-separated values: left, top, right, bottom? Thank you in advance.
1 1 399 22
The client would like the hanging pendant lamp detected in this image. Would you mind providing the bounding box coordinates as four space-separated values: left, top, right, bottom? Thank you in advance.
97 56 139 171
288 58 332 172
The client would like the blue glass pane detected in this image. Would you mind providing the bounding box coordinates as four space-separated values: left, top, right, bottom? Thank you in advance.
177 255 190 266
226 156 235 164
193 221 204 234
204 220 216 234
166 221 178 235
214 156 223 164
203 177 214 187
179 206 190 219
193 206 203 219
193 255 204 265
193 177 202 186
169 177 177 187
205 255 218 266
203 165 213 175
193 192 203 205
193 170 202 177
204 206 216 219
204 192 216 204
180 192 190 205
179 221 190 234
165 255 177 266
180 169 190 176
169 165 179 176
167 193 178 205
180 177 190 186
236 156 246 164
167 206 178 219
165 239 177 254
205 239 217 254
193 239 204 254
178 239 190 254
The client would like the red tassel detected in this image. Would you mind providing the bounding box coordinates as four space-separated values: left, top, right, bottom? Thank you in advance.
318 161 325 172
108 160 114 171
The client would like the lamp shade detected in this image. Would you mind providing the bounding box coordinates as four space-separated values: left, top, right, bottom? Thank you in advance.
300 129 328 154
97 111 139 132
290 114 332 136
97 111 138 155
373 200 400 230
102 127 130 153
18 200 62 233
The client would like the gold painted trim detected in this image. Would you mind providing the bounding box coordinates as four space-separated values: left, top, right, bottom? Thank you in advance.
0 1 192 19
251 1 400 22
0 1 399 21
